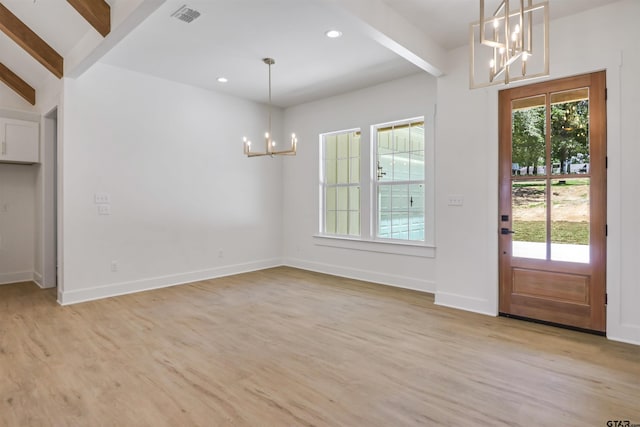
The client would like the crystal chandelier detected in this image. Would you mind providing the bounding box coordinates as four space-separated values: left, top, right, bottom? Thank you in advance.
243 58 297 157
470 0 549 88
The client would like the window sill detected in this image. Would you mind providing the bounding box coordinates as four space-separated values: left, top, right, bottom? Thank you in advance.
313 235 435 258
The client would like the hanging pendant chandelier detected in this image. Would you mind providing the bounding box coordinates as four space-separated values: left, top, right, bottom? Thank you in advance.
243 58 297 157
469 0 549 88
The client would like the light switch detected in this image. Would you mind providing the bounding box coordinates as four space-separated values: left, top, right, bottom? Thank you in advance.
98 204 111 215
94 193 110 204
448 195 464 206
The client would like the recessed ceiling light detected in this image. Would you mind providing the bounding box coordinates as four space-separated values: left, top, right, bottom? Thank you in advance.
217 77 228 83
325 29 342 39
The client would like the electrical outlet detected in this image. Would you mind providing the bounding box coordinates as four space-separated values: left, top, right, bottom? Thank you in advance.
218 250 224 258
448 195 464 206
94 193 110 204
110 261 118 272
98 204 111 215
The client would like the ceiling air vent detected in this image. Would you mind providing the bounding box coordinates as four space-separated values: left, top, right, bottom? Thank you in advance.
171 5 201 23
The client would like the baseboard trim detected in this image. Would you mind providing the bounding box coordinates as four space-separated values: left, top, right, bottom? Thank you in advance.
607 323 640 346
435 291 496 317
284 257 435 294
58 258 283 305
0 271 34 286
33 271 43 288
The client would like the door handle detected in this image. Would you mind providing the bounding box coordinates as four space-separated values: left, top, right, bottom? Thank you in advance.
501 228 515 235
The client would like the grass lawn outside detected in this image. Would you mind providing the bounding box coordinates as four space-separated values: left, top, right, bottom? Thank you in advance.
513 220 589 245
512 179 590 245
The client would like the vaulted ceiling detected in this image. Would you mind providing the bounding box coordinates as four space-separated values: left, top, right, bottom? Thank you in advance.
0 0 111 105
0 0 623 110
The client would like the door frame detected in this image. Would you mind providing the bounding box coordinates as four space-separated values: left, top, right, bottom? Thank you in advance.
42 107 58 290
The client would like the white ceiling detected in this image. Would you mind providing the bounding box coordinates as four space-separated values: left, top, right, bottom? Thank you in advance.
381 0 621 50
100 0 422 107
0 0 623 109
0 0 99 106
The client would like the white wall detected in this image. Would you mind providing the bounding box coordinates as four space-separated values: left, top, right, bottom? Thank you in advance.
282 72 437 292
59 62 284 303
435 0 640 344
0 76 59 289
0 164 36 284
434 50 499 315
0 87 37 113
0 108 40 286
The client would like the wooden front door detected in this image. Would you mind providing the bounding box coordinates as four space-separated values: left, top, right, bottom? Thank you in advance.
498 71 607 332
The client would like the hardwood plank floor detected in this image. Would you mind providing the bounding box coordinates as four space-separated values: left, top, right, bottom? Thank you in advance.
1 266 639 426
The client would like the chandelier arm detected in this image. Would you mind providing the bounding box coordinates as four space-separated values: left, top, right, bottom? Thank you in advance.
243 57 297 157
470 0 548 89
504 0 509 63
527 0 532 52
518 0 524 53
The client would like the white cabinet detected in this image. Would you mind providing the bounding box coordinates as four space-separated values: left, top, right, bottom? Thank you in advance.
0 118 39 164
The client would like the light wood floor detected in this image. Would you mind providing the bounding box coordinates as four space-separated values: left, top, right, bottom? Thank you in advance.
1 267 639 426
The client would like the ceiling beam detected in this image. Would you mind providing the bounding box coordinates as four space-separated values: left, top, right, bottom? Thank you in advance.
66 0 165 78
322 0 446 77
0 3 63 78
0 63 36 105
67 0 111 37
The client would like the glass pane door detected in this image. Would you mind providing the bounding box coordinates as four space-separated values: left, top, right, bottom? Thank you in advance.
499 70 606 332
511 88 591 263
511 95 547 259
549 89 590 263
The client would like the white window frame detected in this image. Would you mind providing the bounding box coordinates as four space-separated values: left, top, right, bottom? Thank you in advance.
315 113 435 257
372 117 426 243
319 128 361 237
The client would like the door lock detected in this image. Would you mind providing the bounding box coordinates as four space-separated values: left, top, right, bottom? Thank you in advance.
501 228 515 235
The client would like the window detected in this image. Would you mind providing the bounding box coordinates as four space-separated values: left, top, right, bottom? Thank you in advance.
318 116 431 254
321 129 360 236
374 118 425 242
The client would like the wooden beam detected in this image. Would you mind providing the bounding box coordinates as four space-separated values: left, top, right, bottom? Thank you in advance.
0 4 63 78
67 0 111 37
0 63 36 105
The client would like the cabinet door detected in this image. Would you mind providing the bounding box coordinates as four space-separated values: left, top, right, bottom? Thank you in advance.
1 119 39 164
